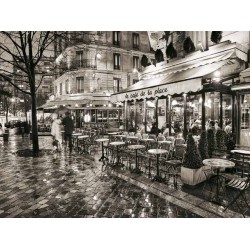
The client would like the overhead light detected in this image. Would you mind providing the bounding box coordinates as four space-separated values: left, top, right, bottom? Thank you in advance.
172 99 178 106
214 71 221 77
96 53 101 59
133 68 138 73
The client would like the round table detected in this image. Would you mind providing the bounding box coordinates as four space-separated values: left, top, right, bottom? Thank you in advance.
109 141 125 167
203 158 235 204
148 149 168 182
127 144 145 174
95 138 109 161
72 133 83 150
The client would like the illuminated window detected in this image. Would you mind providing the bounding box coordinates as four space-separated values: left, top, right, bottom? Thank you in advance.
132 33 139 49
133 56 139 70
76 77 84 93
113 53 121 70
113 78 121 93
113 31 120 46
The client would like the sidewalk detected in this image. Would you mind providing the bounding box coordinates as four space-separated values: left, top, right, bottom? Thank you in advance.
0 134 248 218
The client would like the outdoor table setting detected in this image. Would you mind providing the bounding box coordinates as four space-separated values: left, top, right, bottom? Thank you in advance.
203 158 235 205
95 138 109 162
231 149 250 177
127 144 145 174
109 141 125 168
148 148 168 182
72 132 83 150
78 135 90 154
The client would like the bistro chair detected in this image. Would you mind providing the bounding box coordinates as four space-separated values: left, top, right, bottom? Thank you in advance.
223 166 250 217
175 137 185 146
157 134 165 141
148 134 157 141
142 133 149 139
164 144 186 187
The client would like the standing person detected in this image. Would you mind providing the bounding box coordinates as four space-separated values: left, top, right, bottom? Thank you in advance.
51 114 62 151
62 111 74 153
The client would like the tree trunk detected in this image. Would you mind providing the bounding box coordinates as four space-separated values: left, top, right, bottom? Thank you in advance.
30 70 39 156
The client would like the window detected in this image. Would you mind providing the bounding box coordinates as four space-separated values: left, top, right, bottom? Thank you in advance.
132 33 139 49
113 78 121 93
113 53 121 70
59 83 62 95
113 31 120 46
133 56 139 70
76 51 84 67
65 79 69 94
76 77 84 93
55 86 57 96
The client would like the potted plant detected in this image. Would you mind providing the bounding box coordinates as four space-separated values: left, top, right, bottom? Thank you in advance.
181 133 209 186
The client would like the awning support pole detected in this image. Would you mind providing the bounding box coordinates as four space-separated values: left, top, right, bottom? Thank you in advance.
124 100 128 131
144 99 147 133
202 91 206 130
155 97 159 132
183 93 187 140
220 92 223 129
168 96 172 136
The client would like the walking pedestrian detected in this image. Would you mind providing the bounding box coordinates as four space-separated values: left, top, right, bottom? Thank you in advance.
51 114 62 151
62 111 74 153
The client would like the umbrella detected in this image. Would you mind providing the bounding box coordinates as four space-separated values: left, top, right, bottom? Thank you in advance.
55 105 71 115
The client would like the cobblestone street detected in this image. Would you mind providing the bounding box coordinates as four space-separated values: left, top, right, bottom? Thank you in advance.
0 135 200 218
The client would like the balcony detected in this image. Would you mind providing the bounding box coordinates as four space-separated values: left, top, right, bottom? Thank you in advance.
60 59 97 71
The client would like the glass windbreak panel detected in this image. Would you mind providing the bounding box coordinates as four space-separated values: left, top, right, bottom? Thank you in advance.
96 110 107 123
205 92 220 129
171 96 184 135
127 102 136 132
90 109 96 123
158 98 167 132
222 94 232 129
240 94 250 146
136 101 144 132
146 100 155 133
187 94 202 135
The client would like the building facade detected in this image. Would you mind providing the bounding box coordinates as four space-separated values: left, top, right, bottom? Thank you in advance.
44 31 154 127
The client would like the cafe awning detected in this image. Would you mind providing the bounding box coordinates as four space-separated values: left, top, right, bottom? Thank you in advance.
111 43 247 103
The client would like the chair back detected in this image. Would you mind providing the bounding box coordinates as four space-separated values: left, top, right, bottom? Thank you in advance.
157 135 165 141
166 136 175 143
148 140 158 149
135 132 142 140
129 132 135 136
159 141 172 151
148 134 157 141
175 138 185 145
175 144 186 161
142 133 149 139
122 131 129 136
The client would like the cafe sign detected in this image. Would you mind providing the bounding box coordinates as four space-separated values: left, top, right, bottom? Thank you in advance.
111 78 202 102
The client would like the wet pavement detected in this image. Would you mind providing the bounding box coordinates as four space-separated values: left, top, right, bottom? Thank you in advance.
0 134 201 218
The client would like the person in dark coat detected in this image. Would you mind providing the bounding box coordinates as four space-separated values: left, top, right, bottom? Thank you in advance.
150 122 161 136
62 112 74 153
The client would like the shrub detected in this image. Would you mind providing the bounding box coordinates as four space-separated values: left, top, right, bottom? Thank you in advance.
198 130 209 160
183 133 202 169
216 128 226 150
207 128 215 158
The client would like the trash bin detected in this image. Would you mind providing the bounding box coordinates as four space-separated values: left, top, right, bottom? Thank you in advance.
3 133 9 142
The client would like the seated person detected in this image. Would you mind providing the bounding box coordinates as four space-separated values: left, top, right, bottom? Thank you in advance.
150 123 161 135
163 124 175 137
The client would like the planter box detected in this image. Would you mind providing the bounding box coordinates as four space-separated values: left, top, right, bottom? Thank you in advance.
181 165 213 186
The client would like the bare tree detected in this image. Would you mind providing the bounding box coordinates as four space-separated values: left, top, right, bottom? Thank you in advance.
0 32 57 156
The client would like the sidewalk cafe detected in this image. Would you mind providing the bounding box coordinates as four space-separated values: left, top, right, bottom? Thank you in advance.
111 41 248 141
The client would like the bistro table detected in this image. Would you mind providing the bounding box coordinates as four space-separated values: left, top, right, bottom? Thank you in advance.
95 138 109 162
78 135 90 154
72 133 83 150
107 132 119 142
109 141 125 167
231 149 250 177
148 148 168 182
127 144 145 174
203 158 235 204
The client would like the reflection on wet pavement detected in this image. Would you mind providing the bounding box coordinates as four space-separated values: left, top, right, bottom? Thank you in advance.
0 135 200 218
